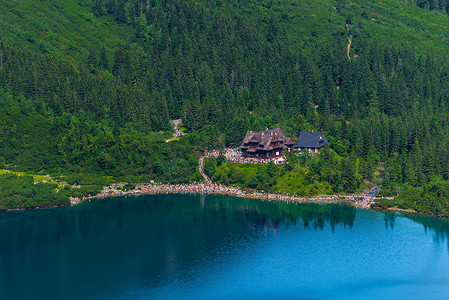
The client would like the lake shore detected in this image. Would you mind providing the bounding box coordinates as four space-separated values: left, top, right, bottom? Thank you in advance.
371 205 449 219
70 182 379 209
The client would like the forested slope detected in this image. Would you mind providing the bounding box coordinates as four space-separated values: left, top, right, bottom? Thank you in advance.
2 0 449 213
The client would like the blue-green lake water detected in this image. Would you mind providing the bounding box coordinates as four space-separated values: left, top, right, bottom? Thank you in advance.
1 194 449 299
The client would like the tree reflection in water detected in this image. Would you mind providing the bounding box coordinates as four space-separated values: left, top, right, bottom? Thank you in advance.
402 212 449 248
384 212 397 229
240 201 356 232
1 194 448 299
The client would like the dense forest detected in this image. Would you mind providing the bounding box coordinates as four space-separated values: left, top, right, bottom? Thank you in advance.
2 0 449 214
0 174 68 210
409 0 449 14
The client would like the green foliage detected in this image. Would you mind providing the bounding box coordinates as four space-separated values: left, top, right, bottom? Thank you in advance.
208 157 339 196
341 157 358 193
0 0 130 61
4 0 449 137
376 179 449 217
0 174 69 210
408 0 449 15
64 174 114 186
203 157 217 179
0 89 213 184
2 0 449 216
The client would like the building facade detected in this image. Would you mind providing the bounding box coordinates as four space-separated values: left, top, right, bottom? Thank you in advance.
240 128 295 159
296 131 328 154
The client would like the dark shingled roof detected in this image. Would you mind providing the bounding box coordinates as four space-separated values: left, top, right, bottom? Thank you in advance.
296 131 328 149
240 128 294 152
284 136 295 146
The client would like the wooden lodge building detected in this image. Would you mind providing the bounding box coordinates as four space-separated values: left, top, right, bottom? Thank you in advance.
240 128 295 159
295 131 328 154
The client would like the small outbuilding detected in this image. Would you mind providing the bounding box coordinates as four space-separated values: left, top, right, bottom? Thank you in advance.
296 131 328 154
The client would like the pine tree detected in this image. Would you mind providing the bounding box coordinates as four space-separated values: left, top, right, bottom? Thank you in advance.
341 157 357 193
115 0 128 24
99 47 109 70
93 0 107 17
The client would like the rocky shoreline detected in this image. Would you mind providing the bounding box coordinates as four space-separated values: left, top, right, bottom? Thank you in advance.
70 182 379 208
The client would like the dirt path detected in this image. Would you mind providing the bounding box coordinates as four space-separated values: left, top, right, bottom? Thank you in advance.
347 35 353 60
68 156 382 209
198 156 211 184
165 137 180 143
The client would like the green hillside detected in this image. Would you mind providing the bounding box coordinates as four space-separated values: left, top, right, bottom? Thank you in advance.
210 0 449 54
3 0 449 67
2 0 449 213
0 0 135 61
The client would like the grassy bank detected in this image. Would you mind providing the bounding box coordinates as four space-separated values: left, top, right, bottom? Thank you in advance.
0 173 68 210
204 156 335 197
373 179 449 218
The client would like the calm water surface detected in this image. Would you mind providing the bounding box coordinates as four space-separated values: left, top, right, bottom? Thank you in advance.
1 194 449 299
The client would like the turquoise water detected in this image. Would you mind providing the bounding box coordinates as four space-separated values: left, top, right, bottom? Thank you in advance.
1 194 449 299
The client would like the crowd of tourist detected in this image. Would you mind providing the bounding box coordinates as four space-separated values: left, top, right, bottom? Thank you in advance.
351 195 376 207
70 181 376 208
69 147 376 208
170 119 184 138
205 148 282 165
